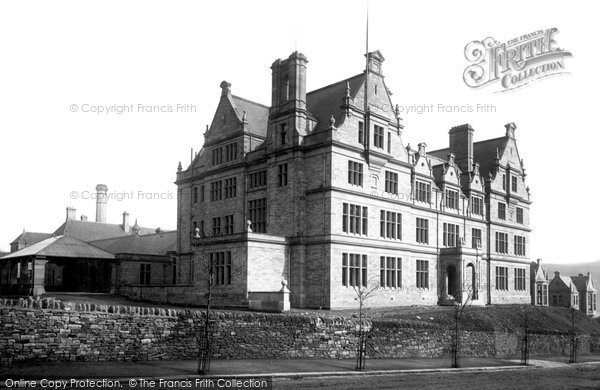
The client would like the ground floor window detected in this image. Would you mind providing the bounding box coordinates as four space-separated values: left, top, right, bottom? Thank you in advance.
342 253 367 288
139 263 151 285
380 257 401 288
495 266 508 290
416 260 429 289
514 268 526 291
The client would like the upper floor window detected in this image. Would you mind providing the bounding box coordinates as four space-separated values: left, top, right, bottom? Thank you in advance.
415 181 431 204
445 189 459 210
443 223 460 247
471 196 483 216
280 124 287 145
358 121 364 145
278 164 288 186
498 202 506 220
384 171 398 194
210 181 223 202
193 187 198 204
342 203 368 235
224 215 234 235
249 198 267 233
212 217 221 235
224 177 237 199
348 161 363 186
225 143 238 162
472 228 482 249
416 218 429 244
200 185 205 202
511 176 518 192
495 232 508 254
380 210 402 240
514 235 526 256
248 170 267 189
374 125 384 148
387 131 391 153
212 147 223 166
502 173 506 191
516 207 524 224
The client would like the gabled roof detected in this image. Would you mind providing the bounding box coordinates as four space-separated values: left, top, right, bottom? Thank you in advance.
89 231 176 256
551 273 578 294
231 95 269 138
307 73 365 133
1 235 115 260
53 220 155 242
10 231 52 246
428 136 506 179
571 274 596 293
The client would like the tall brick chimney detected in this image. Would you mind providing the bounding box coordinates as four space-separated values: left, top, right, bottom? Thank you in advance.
122 211 130 233
95 184 108 223
449 124 474 173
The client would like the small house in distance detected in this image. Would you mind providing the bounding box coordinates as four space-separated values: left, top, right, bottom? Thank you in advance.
549 271 579 309
571 273 597 316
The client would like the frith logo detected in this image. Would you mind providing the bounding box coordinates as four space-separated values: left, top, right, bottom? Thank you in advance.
463 28 572 92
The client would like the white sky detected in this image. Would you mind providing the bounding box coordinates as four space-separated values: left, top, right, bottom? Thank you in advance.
0 0 598 263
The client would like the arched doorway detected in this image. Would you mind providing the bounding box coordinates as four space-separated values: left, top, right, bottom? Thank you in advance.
446 265 457 298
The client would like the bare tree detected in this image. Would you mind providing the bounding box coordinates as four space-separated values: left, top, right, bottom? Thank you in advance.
353 278 379 371
450 282 474 368
569 307 579 364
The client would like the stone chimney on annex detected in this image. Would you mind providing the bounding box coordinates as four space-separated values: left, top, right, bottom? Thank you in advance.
95 184 108 223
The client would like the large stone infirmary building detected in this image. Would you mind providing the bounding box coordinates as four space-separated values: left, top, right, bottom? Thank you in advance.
175 50 532 309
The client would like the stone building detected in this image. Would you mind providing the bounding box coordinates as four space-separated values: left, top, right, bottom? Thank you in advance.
548 271 579 309
174 50 532 309
571 273 597 316
531 258 549 306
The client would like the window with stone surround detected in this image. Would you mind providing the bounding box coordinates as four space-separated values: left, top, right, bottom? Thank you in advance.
380 256 401 288
224 215 234 235
248 170 267 189
387 131 392 153
495 232 508 254
416 218 429 244
384 171 398 195
280 124 287 145
225 142 238 162
224 177 237 199
471 196 483 216
374 125 384 148
139 263 151 285
445 189 459 210
498 202 506 220
211 147 223 166
380 210 402 240
443 223 460 247
416 260 429 289
342 203 368 235
348 161 363 186
342 253 367 287
200 185 205 202
495 266 508 290
212 217 221 235
277 163 288 186
511 175 518 192
358 121 364 145
515 268 526 291
193 186 198 204
210 181 222 201
249 198 267 233
514 235 526 256
211 251 232 286
415 181 431 204
472 228 482 249
516 207 524 224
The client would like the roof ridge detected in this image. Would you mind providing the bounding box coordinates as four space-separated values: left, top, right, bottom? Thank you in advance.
231 95 269 109
307 73 364 96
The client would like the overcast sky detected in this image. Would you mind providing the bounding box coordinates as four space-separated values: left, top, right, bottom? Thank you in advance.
0 0 597 263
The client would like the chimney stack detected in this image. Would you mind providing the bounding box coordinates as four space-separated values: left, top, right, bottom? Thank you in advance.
122 211 130 233
95 184 108 223
449 124 474 173
66 207 76 221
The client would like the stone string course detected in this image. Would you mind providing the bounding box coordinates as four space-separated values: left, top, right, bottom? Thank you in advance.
0 298 598 366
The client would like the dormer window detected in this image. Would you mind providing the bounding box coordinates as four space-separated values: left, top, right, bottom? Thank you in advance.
280 123 287 145
358 121 364 145
415 181 431 203
374 125 384 148
511 176 518 192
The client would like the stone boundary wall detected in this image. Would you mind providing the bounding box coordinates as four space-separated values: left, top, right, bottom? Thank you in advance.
0 298 598 366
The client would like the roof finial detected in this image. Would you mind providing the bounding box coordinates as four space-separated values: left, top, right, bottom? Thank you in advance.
330 114 336 128
344 81 352 118
177 161 182 172
495 147 500 159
